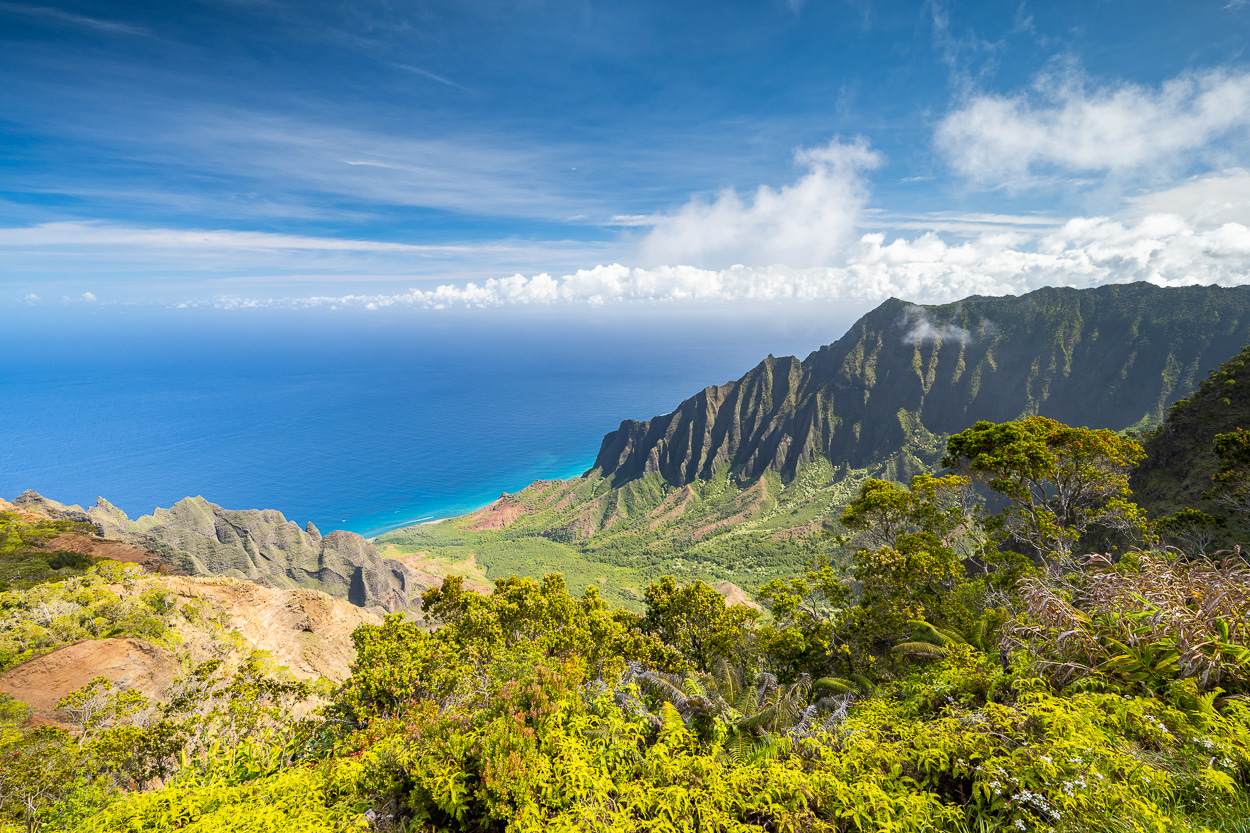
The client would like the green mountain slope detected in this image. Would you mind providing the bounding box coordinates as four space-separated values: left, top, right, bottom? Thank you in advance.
595 282 1250 488
1131 344 1250 518
379 283 1250 599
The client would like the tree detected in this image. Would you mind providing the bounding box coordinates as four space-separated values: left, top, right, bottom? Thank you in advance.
839 474 989 635
0 702 86 833
841 474 1000 572
56 677 148 750
1210 427 1250 519
756 554 850 683
642 577 759 673
943 417 1146 564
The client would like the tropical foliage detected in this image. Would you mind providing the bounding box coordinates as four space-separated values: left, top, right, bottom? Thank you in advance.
5 414 1250 831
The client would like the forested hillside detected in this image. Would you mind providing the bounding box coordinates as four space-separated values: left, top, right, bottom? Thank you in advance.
7 408 1250 832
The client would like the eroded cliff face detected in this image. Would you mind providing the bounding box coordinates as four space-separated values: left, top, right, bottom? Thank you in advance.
12 492 430 612
593 283 1250 489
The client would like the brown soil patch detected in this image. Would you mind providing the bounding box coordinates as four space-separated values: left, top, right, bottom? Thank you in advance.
465 496 531 531
0 637 178 718
162 577 379 682
39 533 176 574
392 552 492 595
602 492 629 531
712 580 763 612
771 520 824 540
648 485 696 530
690 480 770 540
0 496 52 523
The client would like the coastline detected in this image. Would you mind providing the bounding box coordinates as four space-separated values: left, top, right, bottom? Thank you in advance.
361 460 593 542
364 513 456 542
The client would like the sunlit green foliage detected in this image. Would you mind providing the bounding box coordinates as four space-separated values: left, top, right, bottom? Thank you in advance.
9 414 1250 831
0 560 175 673
945 417 1147 563
0 512 100 592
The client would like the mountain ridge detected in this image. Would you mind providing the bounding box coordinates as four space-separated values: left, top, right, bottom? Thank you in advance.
11 491 434 612
592 283 1250 491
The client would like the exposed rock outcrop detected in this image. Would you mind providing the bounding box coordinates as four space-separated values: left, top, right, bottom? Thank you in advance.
12 491 431 612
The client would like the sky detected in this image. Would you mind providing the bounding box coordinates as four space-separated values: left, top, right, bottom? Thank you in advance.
3 0 1250 313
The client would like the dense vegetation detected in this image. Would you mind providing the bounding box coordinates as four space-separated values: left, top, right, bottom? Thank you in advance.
1133 344 1250 526
0 514 180 674
8 399 1250 832
375 459 862 608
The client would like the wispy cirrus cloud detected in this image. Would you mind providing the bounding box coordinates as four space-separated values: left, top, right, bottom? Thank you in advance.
0 2 150 35
937 64 1250 186
0 222 470 253
391 63 469 91
0 221 622 298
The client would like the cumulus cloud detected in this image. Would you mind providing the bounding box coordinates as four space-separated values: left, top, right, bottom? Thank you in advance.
635 137 882 269
936 65 1250 185
205 213 1250 310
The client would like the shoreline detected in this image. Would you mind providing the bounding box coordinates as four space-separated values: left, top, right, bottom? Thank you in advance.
365 512 459 543
361 462 593 542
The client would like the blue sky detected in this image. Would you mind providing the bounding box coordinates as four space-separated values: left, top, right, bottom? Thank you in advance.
3 0 1250 311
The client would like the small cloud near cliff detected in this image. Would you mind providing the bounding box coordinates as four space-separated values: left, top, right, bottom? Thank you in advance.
900 304 995 345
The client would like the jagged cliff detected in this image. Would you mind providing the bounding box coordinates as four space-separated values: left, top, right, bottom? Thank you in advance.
12 491 429 612
593 283 1250 488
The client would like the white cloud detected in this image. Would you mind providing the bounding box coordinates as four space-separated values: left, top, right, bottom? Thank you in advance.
937 65 1250 185
0 222 467 253
1122 168 1250 227
202 213 1250 310
635 137 882 269
22 294 39 304
0 2 150 36
901 305 978 345
390 63 468 90
81 291 96 301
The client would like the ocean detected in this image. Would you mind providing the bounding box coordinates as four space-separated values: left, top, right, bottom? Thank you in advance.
1 304 862 537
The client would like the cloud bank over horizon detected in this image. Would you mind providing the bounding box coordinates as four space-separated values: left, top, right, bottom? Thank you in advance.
194 211 1250 311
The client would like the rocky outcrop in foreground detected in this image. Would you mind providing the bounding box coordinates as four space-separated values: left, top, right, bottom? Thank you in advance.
12 492 430 612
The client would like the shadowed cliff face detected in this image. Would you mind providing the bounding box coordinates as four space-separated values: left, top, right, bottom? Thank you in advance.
12 491 430 612
593 283 1250 488
1131 345 1250 518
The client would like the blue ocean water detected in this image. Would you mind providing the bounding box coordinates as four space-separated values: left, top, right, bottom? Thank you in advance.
0 305 862 537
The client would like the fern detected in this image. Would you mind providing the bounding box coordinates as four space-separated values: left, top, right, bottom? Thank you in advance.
892 641 950 659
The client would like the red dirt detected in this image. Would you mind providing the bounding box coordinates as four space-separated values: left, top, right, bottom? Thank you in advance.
0 637 178 719
465 496 530 531
647 485 696 531
39 532 176 574
712 580 763 612
690 479 770 540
